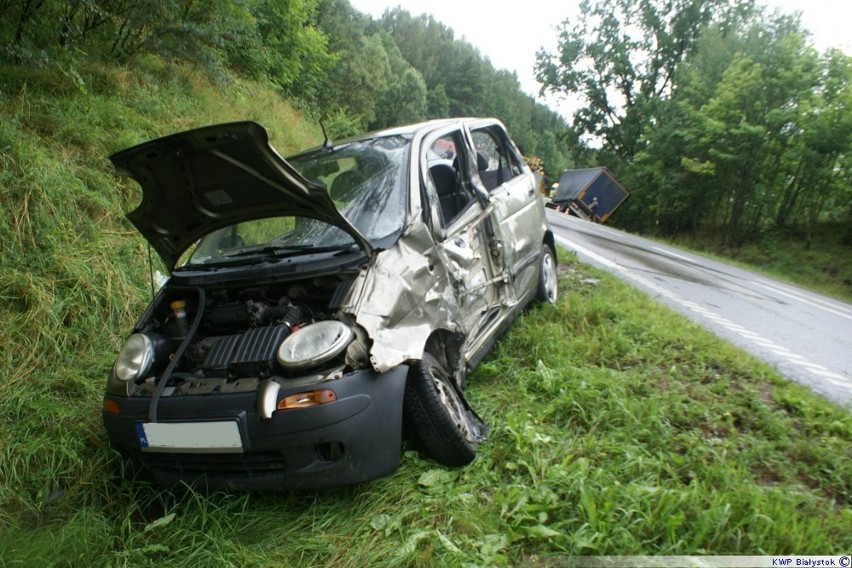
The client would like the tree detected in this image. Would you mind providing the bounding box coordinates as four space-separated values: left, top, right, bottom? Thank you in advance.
426 84 449 118
775 49 852 244
327 33 391 128
372 33 427 128
250 0 334 101
535 0 742 163
539 0 850 246
379 8 456 89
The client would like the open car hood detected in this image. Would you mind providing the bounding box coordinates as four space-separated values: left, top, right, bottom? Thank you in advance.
110 121 374 270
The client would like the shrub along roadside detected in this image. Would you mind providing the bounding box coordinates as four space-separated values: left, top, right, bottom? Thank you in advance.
1 59 850 565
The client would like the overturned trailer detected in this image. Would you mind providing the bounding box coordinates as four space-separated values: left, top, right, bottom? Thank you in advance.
552 167 630 223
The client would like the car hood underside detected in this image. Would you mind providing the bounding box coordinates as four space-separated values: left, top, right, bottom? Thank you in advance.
110 121 373 270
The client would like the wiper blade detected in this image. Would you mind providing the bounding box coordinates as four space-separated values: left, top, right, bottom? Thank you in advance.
226 244 351 258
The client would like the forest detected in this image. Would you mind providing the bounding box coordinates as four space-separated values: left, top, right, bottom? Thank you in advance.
2 0 850 248
537 0 851 247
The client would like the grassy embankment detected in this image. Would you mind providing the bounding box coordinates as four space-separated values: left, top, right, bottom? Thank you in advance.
1 58 850 566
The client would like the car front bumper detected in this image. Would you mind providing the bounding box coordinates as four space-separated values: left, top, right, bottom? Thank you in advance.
102 366 408 491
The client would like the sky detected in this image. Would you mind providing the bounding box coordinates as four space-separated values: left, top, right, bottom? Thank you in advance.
347 0 851 112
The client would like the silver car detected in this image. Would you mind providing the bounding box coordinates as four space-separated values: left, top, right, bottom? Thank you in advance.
102 119 557 490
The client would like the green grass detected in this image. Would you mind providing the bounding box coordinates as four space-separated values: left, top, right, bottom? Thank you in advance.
1 57 850 566
1 256 849 566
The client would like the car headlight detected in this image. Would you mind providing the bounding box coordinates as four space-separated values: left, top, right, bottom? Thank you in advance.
277 321 354 370
113 333 155 382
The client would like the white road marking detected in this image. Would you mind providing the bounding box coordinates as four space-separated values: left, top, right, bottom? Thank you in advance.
652 246 694 263
555 234 852 392
753 281 852 320
756 277 852 309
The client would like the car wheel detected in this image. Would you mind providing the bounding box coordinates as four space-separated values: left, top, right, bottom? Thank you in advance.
405 352 481 466
536 244 558 304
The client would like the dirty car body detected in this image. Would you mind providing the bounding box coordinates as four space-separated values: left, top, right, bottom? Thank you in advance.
102 119 557 490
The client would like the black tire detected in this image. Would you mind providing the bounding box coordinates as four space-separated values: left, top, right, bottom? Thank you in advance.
536 244 558 304
404 352 480 466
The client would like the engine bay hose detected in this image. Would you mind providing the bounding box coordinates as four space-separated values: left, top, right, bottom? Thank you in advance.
148 288 207 423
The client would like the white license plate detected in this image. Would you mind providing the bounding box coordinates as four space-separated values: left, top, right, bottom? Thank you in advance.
136 421 244 453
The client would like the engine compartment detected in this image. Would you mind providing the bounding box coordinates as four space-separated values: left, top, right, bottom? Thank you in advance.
129 276 358 396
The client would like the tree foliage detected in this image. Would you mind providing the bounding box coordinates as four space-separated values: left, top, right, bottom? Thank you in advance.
372 7 574 180
4 0 846 237
1 0 576 182
537 0 851 246
0 0 579 183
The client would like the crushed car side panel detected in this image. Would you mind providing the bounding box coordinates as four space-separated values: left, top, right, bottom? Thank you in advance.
346 221 463 373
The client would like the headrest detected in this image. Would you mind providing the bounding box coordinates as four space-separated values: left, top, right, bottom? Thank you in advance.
429 163 456 196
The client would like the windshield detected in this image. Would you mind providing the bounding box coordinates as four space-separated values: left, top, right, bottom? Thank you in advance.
186 217 357 266
185 135 410 267
291 135 410 239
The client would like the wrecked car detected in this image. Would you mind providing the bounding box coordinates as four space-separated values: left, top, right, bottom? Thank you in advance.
102 119 558 490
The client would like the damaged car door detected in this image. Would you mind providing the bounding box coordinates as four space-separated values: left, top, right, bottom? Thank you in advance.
468 123 542 304
421 127 509 363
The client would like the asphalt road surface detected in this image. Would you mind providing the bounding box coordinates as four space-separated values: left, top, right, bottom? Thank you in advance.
547 210 852 408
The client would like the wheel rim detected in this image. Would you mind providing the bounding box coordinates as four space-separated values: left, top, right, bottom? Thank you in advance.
429 364 477 443
542 251 558 303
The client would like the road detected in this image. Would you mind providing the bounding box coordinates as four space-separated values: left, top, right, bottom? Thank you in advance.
547 210 852 407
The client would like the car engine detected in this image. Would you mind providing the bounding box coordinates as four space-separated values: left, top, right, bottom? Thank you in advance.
126 276 359 396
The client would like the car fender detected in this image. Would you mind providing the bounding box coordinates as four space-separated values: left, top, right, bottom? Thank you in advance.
346 222 464 374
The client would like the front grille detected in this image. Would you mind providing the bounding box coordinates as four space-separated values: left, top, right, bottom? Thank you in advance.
140 451 287 476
